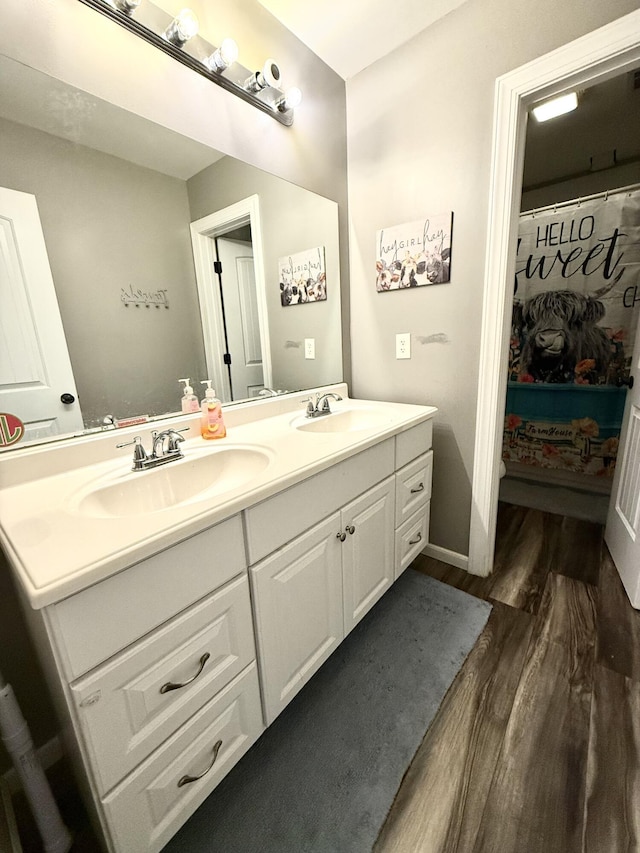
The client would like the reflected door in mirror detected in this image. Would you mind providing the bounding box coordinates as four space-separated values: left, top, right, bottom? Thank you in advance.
0 187 84 446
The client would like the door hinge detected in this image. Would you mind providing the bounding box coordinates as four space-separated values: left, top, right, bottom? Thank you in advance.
223 353 232 365
213 261 222 275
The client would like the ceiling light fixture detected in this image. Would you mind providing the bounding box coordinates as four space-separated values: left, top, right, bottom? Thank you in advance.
532 91 578 122
78 0 299 125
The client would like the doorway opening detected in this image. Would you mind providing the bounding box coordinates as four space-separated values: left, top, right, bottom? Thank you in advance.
190 194 272 404
469 10 640 578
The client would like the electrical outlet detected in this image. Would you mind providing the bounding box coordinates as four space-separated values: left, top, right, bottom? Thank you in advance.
396 333 411 359
305 338 315 359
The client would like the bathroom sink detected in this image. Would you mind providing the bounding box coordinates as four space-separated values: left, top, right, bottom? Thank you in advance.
73 445 272 518
291 407 393 434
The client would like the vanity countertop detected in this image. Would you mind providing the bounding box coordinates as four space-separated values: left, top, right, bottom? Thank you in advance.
0 390 436 608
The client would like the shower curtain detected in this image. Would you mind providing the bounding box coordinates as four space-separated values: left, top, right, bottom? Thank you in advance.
503 186 640 479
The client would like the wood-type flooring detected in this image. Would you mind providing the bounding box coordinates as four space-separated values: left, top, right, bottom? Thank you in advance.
375 501 640 853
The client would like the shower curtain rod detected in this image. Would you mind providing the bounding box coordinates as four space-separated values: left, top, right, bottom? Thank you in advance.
521 181 640 218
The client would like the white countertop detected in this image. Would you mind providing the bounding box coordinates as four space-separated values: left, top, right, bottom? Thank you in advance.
0 390 436 609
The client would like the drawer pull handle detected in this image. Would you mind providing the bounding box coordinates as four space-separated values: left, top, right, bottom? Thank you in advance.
410 483 425 494
337 531 346 542
409 532 423 545
346 524 355 535
160 652 211 694
177 739 223 787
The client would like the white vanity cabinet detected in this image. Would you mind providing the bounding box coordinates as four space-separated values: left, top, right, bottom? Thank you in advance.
247 422 432 725
250 476 395 723
30 515 264 853
2 392 437 853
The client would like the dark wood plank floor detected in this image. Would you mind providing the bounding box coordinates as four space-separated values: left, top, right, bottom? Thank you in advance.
375 501 640 853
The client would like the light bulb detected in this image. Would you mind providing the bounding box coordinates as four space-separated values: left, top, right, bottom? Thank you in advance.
163 8 199 47
205 37 238 71
275 86 302 112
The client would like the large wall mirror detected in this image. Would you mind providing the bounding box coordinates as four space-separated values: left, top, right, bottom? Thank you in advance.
0 54 343 450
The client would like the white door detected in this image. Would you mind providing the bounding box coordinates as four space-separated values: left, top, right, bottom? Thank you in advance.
605 310 640 608
216 238 264 400
249 513 343 724
0 186 83 446
342 476 395 635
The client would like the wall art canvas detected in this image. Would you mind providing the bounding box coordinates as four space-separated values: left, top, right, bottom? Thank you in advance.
279 246 327 306
375 213 453 291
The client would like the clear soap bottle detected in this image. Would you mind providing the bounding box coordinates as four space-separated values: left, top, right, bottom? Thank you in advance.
200 380 226 439
179 379 200 413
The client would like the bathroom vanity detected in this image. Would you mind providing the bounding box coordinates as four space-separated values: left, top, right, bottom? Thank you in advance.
0 386 435 852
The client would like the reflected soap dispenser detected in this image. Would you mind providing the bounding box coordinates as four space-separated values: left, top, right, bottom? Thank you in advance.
179 378 200 413
200 380 226 440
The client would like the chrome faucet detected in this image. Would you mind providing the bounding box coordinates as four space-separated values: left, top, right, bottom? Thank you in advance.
305 392 343 418
117 427 189 471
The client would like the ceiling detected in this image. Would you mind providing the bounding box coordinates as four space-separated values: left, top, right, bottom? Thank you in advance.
258 0 469 80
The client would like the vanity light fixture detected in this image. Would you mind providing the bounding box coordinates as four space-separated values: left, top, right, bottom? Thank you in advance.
205 37 239 72
163 8 199 47
77 0 299 125
532 91 578 122
274 86 302 113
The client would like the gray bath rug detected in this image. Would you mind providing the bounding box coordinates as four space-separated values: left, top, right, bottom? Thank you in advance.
165 568 492 853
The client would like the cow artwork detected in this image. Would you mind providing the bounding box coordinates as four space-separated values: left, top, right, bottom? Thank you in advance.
375 214 453 292
513 290 613 384
278 247 327 307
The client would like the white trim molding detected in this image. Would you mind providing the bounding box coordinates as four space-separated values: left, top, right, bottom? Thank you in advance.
469 10 640 577
190 195 272 401
421 543 469 572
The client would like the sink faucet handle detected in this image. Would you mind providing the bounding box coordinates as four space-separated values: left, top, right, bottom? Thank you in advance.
116 435 148 465
167 428 188 452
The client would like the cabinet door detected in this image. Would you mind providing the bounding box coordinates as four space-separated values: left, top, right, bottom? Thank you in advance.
250 513 343 724
342 476 395 635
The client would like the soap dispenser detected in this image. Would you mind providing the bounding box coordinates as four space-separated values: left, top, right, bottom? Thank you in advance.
200 380 226 439
179 378 200 413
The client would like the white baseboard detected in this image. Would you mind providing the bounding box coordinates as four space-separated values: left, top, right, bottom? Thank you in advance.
421 543 469 572
2 735 63 795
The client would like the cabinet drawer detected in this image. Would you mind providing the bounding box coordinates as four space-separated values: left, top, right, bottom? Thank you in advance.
395 503 430 578
71 575 256 795
48 515 246 679
395 451 432 527
395 420 433 469
102 663 263 853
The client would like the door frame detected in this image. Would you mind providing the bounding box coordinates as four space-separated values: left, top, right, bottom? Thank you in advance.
469 10 640 576
190 194 272 401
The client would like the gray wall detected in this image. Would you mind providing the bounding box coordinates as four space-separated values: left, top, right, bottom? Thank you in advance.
346 0 639 556
0 116 206 426
187 157 342 393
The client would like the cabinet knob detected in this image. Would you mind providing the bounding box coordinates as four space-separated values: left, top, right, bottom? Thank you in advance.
336 531 346 542
346 524 355 535
177 739 223 787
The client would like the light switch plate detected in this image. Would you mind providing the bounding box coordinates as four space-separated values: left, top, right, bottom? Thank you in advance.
396 333 411 359
305 338 315 359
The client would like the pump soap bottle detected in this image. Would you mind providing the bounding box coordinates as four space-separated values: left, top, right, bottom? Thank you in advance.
200 381 226 439
179 379 200 413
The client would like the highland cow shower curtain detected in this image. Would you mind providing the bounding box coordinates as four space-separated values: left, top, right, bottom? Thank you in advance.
504 187 640 479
